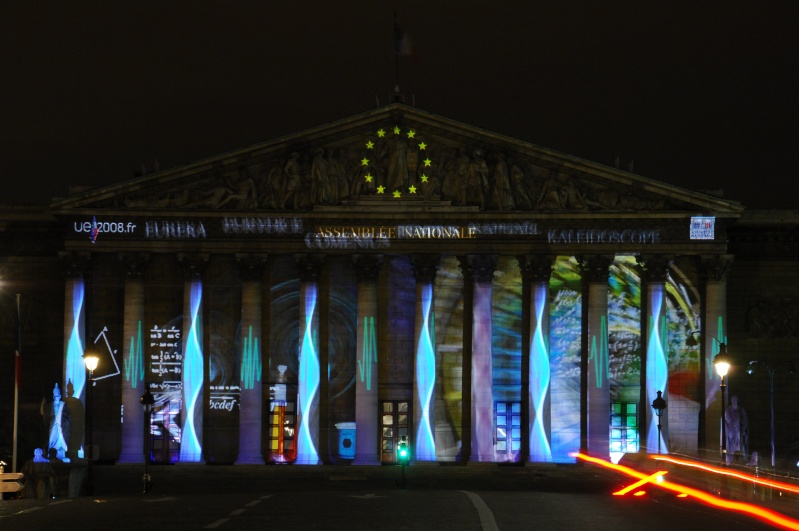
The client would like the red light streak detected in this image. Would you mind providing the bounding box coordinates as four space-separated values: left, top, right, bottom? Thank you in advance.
613 471 667 496
572 452 799 530
652 455 799 495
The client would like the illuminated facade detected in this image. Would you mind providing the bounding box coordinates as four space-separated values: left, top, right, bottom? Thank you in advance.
2 104 796 468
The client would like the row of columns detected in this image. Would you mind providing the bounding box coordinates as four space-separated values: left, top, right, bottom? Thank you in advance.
59 250 732 464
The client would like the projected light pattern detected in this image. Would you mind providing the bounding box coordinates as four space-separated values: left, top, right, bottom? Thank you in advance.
65 280 86 401
297 283 320 464
180 281 203 462
416 282 436 460
589 316 609 389
530 283 552 461
358 317 377 390
241 325 261 390
705 316 727 406
124 320 145 388
646 285 668 453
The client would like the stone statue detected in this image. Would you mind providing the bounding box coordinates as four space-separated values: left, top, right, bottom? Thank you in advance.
725 395 748 464
40 383 70 462
385 134 409 191
489 152 514 210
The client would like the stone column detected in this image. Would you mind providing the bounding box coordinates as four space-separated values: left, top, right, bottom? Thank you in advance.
520 255 555 463
700 255 732 454
295 255 324 465
235 254 268 465
117 253 150 464
580 255 614 457
638 255 674 454
353 255 382 465
59 251 90 460
411 254 439 462
178 254 208 464
462 255 497 462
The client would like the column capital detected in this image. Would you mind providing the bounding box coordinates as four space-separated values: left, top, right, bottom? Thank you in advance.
411 254 440 283
700 254 734 282
579 254 615 283
353 254 383 282
295 254 325 282
459 254 497 283
178 253 209 281
236 253 268 281
518 255 556 283
59 251 91 279
118 252 150 279
636 254 674 283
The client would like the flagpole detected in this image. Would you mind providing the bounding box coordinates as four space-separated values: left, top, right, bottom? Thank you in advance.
393 11 400 90
13 293 21 472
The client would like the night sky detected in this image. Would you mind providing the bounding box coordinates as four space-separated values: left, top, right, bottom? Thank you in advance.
2 1 797 209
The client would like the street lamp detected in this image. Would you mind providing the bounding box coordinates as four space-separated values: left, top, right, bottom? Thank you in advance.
714 344 731 464
747 360 796 468
83 351 99 495
651 390 668 454
140 386 155 494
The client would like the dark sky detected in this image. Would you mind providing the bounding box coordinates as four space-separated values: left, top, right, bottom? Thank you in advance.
2 1 797 209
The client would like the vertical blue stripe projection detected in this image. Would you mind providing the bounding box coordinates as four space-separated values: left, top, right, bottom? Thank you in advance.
66 280 86 400
530 283 552 461
297 283 320 463
124 320 144 387
416 283 436 460
241 325 262 390
646 285 668 453
181 281 203 462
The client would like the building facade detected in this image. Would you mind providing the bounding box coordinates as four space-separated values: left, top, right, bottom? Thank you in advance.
1 104 796 468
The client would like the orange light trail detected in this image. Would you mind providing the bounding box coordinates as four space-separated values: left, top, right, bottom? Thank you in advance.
613 471 667 496
652 455 799 495
572 452 799 530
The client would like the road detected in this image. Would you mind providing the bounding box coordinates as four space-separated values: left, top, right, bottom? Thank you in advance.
0 467 784 531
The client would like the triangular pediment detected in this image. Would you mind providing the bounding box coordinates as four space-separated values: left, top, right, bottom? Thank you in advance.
51 104 743 216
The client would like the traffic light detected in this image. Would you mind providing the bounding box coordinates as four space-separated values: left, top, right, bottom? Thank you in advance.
397 436 410 465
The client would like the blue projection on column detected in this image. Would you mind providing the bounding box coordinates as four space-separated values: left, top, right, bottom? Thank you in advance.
180 281 203 462
416 283 436 460
646 285 668 454
124 320 145 388
297 283 320 464
65 280 86 402
530 283 552 461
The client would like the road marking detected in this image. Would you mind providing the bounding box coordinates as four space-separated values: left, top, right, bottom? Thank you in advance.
229 509 246 516
349 493 382 499
459 491 499 531
143 497 177 502
245 499 262 507
204 518 230 528
260 495 272 499
51 500 72 505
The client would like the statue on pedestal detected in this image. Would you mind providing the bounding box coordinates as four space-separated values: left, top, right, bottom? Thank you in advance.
40 383 70 462
725 395 748 464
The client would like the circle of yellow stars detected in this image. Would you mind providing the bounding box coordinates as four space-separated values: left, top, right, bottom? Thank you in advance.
361 125 432 198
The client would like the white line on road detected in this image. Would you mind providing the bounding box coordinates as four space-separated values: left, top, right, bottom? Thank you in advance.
459 491 499 531
229 509 246 516
244 499 262 507
204 518 230 528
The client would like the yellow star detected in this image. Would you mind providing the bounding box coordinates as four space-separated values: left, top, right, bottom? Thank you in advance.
423 158 432 167
420 174 429 183
409 185 417 194
407 129 416 139
377 129 386 138
361 157 369 166
418 142 427 150
393 125 401 135
364 173 373 183
377 185 385 194
366 140 374 149
393 190 402 198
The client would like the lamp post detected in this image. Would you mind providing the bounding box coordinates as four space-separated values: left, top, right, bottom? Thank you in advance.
747 360 795 468
714 344 731 464
140 386 154 494
83 352 99 495
651 390 668 454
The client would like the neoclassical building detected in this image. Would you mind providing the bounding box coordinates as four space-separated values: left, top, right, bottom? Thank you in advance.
1 104 797 468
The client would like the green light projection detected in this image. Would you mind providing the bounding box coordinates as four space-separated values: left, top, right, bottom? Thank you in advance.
358 316 377 391
240 325 262 390
124 320 145 388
